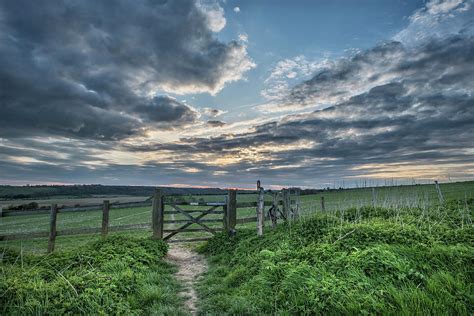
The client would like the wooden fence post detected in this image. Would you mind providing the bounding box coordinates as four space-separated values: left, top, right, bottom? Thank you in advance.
294 188 301 219
256 187 265 236
282 189 289 220
47 204 58 253
321 196 325 212
0 206 2 217
225 190 237 235
434 181 444 204
270 192 278 229
101 200 110 237
371 188 377 206
152 189 164 239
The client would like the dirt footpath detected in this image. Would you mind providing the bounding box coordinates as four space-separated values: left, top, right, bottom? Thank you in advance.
166 245 207 315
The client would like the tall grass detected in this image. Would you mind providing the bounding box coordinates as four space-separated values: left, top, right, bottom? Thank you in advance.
197 199 474 315
0 236 187 315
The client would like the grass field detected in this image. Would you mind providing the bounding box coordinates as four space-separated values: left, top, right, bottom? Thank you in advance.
1 181 473 253
197 200 474 314
0 195 150 209
1 181 473 314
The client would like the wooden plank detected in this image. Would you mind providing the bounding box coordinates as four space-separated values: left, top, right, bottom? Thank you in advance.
169 204 217 235
3 201 282 217
371 187 377 206
270 193 278 229
58 223 151 236
164 210 224 215
163 205 220 240
164 228 224 233
0 231 49 241
226 190 237 234
237 216 258 224
165 201 226 206
434 180 444 203
47 204 58 253
163 218 223 224
256 188 265 236
167 237 212 243
236 201 279 208
0 223 152 241
101 200 110 237
2 201 152 217
3 209 51 217
152 189 164 239
282 189 290 220
294 188 301 219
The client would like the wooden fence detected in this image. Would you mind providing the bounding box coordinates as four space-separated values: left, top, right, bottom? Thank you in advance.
0 188 301 252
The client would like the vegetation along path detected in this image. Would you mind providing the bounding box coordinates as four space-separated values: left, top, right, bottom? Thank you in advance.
166 244 207 315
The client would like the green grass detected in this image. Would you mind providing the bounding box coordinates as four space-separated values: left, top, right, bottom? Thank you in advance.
196 200 474 315
2 181 473 253
0 236 188 315
1 182 473 314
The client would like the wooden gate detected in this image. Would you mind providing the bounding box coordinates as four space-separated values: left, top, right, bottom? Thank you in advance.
151 189 237 243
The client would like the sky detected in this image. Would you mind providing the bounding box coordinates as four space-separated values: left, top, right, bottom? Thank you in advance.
0 0 473 189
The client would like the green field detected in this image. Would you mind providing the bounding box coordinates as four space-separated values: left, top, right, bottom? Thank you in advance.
1 181 473 253
1 181 473 314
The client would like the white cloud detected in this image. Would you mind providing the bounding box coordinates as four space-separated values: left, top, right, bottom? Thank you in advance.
394 0 473 45
198 0 227 32
261 55 327 101
238 33 248 42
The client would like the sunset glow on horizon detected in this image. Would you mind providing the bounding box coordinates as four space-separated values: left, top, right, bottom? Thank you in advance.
0 0 473 188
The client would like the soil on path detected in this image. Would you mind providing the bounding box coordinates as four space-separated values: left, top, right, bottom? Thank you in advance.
166 244 207 315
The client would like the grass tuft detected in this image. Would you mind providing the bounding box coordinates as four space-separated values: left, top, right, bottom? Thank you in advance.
0 236 187 315
197 203 474 315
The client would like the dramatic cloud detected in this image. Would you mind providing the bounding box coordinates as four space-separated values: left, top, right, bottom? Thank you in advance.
266 0 474 111
134 96 198 125
1 0 473 187
0 0 254 140
262 55 324 102
206 120 226 127
126 7 474 184
395 0 473 44
202 108 226 117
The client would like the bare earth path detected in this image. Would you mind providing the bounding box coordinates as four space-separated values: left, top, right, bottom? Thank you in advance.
166 244 207 315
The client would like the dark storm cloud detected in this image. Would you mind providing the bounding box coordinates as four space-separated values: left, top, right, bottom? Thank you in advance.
134 96 198 124
0 0 252 140
1 0 473 187
206 120 226 127
126 34 474 183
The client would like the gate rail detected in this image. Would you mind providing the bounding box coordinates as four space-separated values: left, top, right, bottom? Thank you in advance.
0 187 300 251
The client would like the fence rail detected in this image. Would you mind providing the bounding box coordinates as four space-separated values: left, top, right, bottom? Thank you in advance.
0 190 265 248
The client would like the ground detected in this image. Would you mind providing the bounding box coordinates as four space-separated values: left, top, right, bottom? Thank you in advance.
166 245 207 315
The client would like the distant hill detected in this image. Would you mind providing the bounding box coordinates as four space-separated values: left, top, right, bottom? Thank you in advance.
0 185 229 200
